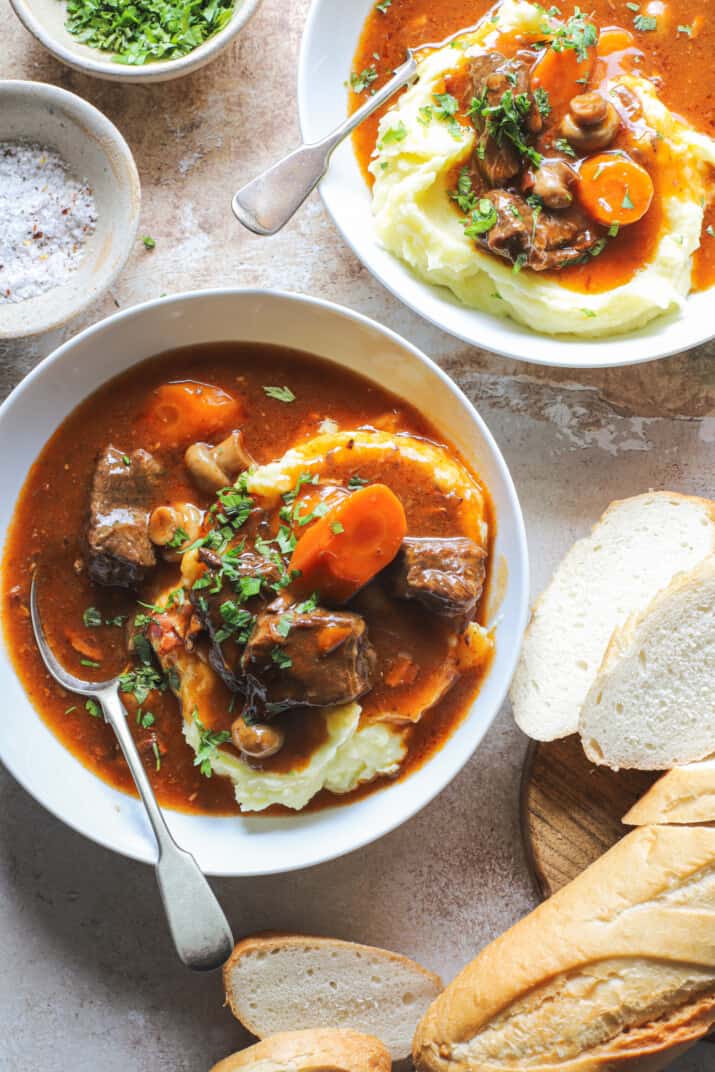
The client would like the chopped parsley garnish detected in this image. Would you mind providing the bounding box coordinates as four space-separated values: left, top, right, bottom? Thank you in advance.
469 88 543 168
554 137 577 158
80 657 101 668
633 13 657 31
271 647 293 670
417 105 433 126
350 65 379 94
375 0 391 11
296 593 320 614
380 122 408 148
512 252 528 274
432 92 463 139
119 663 166 705
331 521 345 535
463 198 498 238
214 600 255 645
263 385 296 403
581 308 597 318
83 606 103 628
347 474 368 489
450 168 478 213
151 741 161 771
622 187 635 210
85 698 102 719
121 454 131 466
63 0 235 65
276 612 294 638
677 24 692 36
608 223 620 238
167 526 189 549
534 87 552 118
142 236 156 249
707 225 715 239
283 470 319 506
193 709 231 778
548 9 598 61
136 708 155 729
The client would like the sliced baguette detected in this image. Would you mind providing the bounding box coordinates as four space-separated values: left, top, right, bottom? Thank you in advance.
511 492 715 741
210 1029 391 1072
580 555 715 771
413 824 715 1072
223 934 443 1061
625 758 715 825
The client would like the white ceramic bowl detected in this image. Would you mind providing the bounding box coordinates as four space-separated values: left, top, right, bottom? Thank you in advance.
298 0 713 368
10 0 262 83
0 81 140 340
0 289 529 876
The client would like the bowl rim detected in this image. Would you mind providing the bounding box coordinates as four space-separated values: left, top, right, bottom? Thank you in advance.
8 0 263 82
296 0 715 369
0 79 141 339
0 287 530 875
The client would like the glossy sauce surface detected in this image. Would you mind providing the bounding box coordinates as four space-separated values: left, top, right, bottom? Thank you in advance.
351 0 715 290
3 343 493 815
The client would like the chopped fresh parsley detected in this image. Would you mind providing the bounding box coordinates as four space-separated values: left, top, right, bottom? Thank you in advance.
347 474 368 490
272 647 293 670
276 612 294 638
622 187 635 210
512 252 528 274
633 13 657 31
450 168 478 213
136 708 155 729
608 222 620 238
548 9 598 61
331 521 345 535
263 385 296 403
151 741 162 771
534 87 552 118
80 657 101 668
296 593 320 614
554 137 577 158
63 0 235 65
469 87 543 168
417 105 433 126
193 709 231 778
463 198 498 238
376 0 392 11
83 606 103 628
350 65 379 94
121 454 131 466
677 24 693 36
119 663 165 705
142 236 156 249
581 308 597 318
167 526 189 549
707 225 715 239
380 122 407 148
432 92 463 139
85 698 102 719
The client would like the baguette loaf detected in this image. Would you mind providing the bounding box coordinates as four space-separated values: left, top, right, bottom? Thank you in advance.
210 1029 391 1072
625 759 715 826
511 492 715 742
224 934 443 1061
413 824 715 1072
580 556 715 770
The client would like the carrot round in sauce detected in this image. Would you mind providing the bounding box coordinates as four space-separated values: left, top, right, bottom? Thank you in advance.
142 381 242 448
578 153 654 226
290 483 407 604
596 26 636 57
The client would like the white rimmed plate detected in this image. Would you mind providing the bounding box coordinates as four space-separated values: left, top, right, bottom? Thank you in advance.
0 289 529 876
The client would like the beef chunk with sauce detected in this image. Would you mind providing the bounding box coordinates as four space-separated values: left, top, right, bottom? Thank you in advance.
241 603 376 712
87 446 162 588
468 53 541 189
388 537 486 619
480 189 602 271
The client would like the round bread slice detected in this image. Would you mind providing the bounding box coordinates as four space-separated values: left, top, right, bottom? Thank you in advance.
210 1029 391 1072
580 555 715 771
223 934 443 1061
511 492 715 742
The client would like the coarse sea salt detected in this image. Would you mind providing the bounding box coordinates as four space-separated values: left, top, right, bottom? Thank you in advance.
0 142 97 305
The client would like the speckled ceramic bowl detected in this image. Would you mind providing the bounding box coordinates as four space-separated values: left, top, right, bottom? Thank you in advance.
9 0 263 83
0 81 140 341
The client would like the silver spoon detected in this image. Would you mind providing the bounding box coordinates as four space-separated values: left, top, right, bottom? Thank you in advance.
233 21 483 236
30 576 234 972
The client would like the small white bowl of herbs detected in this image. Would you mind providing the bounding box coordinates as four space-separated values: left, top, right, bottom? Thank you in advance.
9 0 262 82
0 81 140 340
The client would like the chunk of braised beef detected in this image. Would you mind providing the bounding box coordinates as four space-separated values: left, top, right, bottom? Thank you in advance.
87 446 162 589
240 603 376 712
479 189 603 271
468 53 540 188
388 537 487 619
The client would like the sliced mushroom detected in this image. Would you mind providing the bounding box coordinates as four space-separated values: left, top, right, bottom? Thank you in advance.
523 159 576 209
184 429 254 494
560 92 620 152
148 502 203 559
231 715 285 759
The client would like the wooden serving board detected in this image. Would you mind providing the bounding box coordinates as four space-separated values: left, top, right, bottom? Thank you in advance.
520 736 660 900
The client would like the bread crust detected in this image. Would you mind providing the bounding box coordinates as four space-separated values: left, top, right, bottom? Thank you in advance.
624 761 715 825
413 825 715 1072
224 933 443 1039
210 1028 391 1072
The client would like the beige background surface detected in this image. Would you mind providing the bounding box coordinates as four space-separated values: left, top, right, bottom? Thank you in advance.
1 0 713 1068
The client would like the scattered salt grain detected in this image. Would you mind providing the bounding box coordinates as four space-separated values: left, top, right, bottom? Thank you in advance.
0 142 97 304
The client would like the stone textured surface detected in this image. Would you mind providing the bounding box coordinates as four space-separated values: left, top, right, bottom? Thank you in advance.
0 1 713 1070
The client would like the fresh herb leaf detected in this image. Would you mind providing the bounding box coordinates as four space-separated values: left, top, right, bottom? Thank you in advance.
83 606 103 628
347 474 368 490
136 708 155 729
167 526 189 550
380 122 408 147
119 663 165 705
80 657 101 668
263 385 296 403
152 741 161 771
463 198 498 237
350 64 379 94
121 454 131 466
450 167 478 213
548 9 598 61
581 308 597 317
469 87 543 167
554 137 577 158
707 225 715 239
512 252 528 274
677 24 693 36
375 0 392 12
633 13 657 31
192 709 231 778
85 698 102 718
271 647 293 670
331 521 345 534
622 186 635 210
417 105 433 126
534 87 552 118
608 222 620 237
142 235 156 249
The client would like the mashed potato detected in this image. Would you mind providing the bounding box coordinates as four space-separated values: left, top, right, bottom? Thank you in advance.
370 0 715 337
152 429 490 812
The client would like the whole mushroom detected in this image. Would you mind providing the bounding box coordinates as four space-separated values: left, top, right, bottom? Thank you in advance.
231 714 285 760
560 92 621 153
185 429 254 495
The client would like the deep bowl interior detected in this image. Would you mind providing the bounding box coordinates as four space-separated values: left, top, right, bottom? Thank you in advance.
297 0 713 368
0 82 140 339
0 290 528 876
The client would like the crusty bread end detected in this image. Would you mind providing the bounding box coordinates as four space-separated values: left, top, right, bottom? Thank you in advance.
210 1029 391 1072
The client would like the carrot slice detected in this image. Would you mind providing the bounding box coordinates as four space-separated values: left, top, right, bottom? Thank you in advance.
578 153 654 226
290 483 407 604
531 45 595 118
143 381 241 448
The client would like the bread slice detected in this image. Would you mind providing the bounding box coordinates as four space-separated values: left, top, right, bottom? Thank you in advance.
625 758 715 825
511 492 715 741
223 934 443 1061
210 1029 391 1072
413 824 715 1072
580 555 715 770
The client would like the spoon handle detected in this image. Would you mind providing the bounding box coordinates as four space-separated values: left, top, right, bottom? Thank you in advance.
232 55 418 236
98 685 234 972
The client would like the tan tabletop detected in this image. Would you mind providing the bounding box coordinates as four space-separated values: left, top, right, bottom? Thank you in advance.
1 1 713 1069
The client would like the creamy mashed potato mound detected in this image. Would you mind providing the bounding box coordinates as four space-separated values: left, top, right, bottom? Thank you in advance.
154 429 490 812
370 0 715 337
